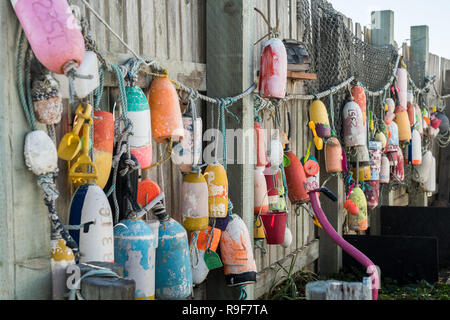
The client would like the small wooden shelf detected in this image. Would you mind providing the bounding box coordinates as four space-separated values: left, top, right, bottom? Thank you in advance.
287 71 317 80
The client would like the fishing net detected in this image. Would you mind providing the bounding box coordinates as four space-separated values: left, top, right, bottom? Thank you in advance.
297 0 399 141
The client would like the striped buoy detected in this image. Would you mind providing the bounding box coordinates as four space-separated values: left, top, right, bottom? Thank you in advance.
205 164 229 218
126 86 153 169
51 239 75 300
181 172 209 231
259 38 287 99
93 111 114 189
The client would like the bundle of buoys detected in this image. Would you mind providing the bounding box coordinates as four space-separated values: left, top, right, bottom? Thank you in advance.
259 38 287 99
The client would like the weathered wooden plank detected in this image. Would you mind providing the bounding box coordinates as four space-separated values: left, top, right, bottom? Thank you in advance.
87 0 107 52
255 239 319 299
180 0 193 62
167 0 181 61
123 0 140 55
289 0 297 40
153 0 168 60
139 0 155 57
106 0 124 53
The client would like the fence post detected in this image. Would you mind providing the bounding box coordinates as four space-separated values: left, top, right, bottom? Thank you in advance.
205 0 255 300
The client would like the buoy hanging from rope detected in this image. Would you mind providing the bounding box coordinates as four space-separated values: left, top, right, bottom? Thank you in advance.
148 76 184 143
351 85 367 125
205 164 229 219
415 105 424 136
407 102 416 127
32 73 63 125
264 163 280 210
126 86 153 170
325 137 343 173
220 214 257 287
309 99 331 139
259 38 287 99
387 121 400 152
343 100 366 148
181 172 209 231
347 187 368 232
413 150 433 184
55 51 99 99
384 98 396 125
380 155 391 185
114 219 158 300
137 179 162 208
173 116 203 173
283 152 309 204
92 110 114 189
396 60 408 108
301 156 320 192
24 130 58 176
254 122 268 167
12 0 85 74
254 166 269 215
394 106 412 143
410 129 422 165
365 141 382 210
424 154 436 193
68 184 114 263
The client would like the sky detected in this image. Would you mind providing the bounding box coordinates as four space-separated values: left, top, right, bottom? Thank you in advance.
328 0 450 59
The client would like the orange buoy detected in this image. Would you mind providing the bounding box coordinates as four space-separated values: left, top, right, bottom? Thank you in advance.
259 38 287 99
137 179 162 207
254 122 268 167
284 152 309 204
407 102 415 126
205 164 229 218
394 106 412 142
147 77 184 143
93 111 114 189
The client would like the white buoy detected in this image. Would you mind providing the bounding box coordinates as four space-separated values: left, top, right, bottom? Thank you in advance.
24 130 58 176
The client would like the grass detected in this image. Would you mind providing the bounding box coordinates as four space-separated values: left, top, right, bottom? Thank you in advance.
265 262 450 300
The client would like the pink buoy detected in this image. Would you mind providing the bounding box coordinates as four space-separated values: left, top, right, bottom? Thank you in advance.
12 0 85 74
259 38 287 99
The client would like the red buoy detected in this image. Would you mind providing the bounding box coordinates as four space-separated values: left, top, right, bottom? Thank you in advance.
259 38 287 99
283 152 309 204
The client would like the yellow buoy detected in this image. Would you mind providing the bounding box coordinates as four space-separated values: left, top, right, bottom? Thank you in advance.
205 164 229 218
309 99 331 139
181 172 209 231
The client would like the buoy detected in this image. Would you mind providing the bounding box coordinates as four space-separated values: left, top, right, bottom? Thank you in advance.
301 156 320 192
413 150 433 184
137 179 162 208
407 102 416 126
422 107 430 128
351 85 367 124
325 137 343 173
126 86 153 169
380 155 390 184
55 51 99 99
181 172 209 231
396 65 408 108
12 0 85 74
384 98 396 125
411 129 422 165
260 212 287 245
309 99 331 138
347 187 368 232
281 227 293 249
114 219 157 300
24 130 58 176
32 73 62 125
343 101 366 147
69 184 114 263
365 181 380 211
254 166 269 215
189 227 221 285
415 105 424 136
394 106 412 142
387 121 399 152
435 112 450 133
148 76 184 143
259 38 287 99
172 116 202 172
284 152 309 204
93 111 114 189
254 215 266 240
268 132 284 169
264 163 280 209
205 164 229 218
374 131 387 149
390 146 404 181
254 122 268 167
368 141 382 182
155 218 193 300
220 214 257 287
51 238 75 300
424 155 436 193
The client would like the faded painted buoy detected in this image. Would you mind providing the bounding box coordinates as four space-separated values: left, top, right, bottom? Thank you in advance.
93 111 114 189
254 122 268 167
424 154 436 193
365 180 380 211
254 166 269 215
387 121 400 152
32 74 62 125
172 116 202 173
181 172 209 231
352 85 367 126
301 156 320 192
51 239 75 300
12 0 85 74
411 129 422 165
24 130 58 176
126 86 153 169
114 219 157 300
205 164 229 218
325 137 343 173
380 155 391 185
384 98 396 125
155 218 193 300
343 101 366 147
259 38 287 99
264 163 280 209
284 152 309 204
413 150 433 184
396 67 408 108
148 76 184 143
281 227 293 249
394 106 412 142
309 99 331 138
220 214 257 287
69 184 114 263
137 179 162 207
347 187 368 232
